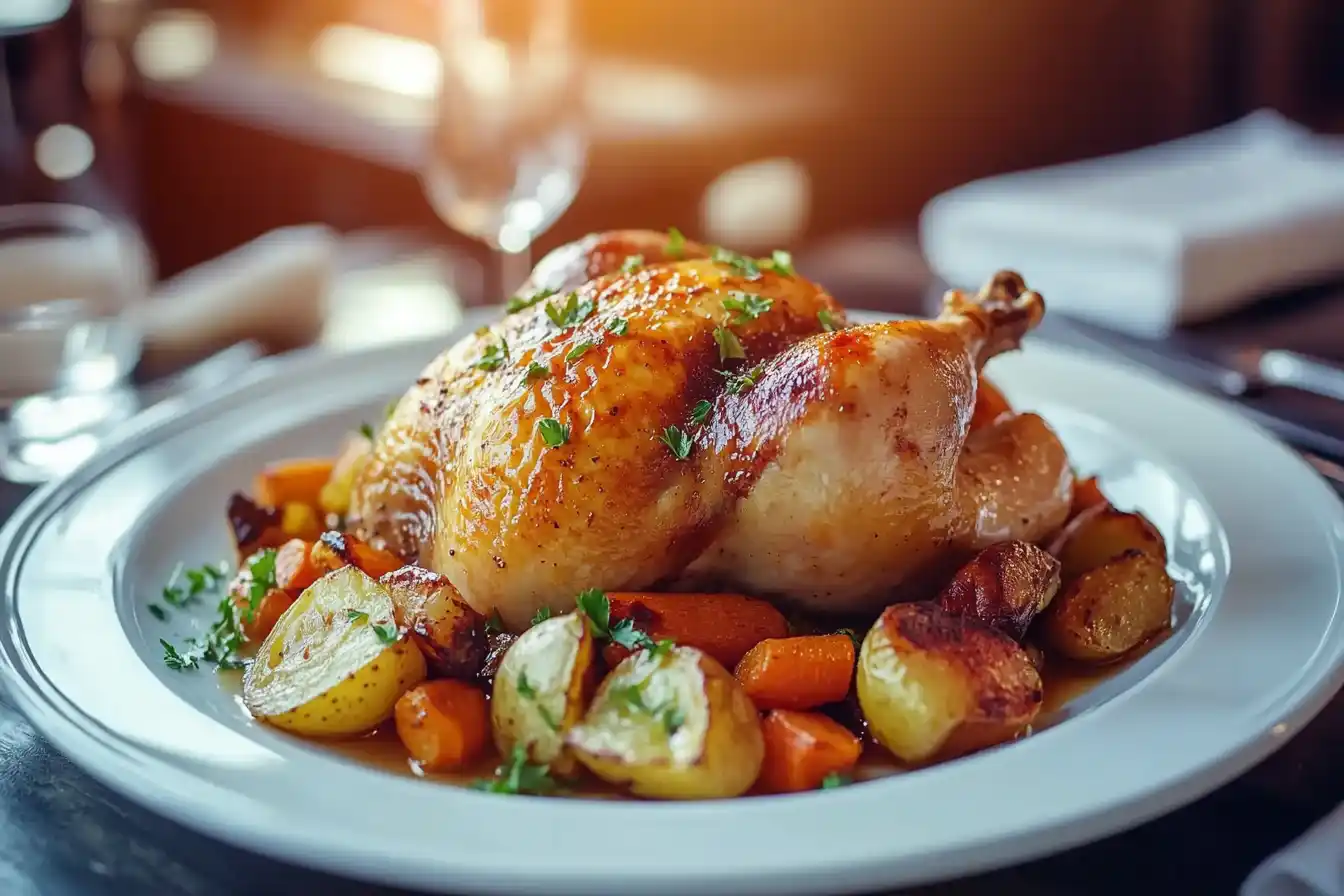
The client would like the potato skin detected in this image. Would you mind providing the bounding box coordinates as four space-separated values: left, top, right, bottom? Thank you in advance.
1052 504 1166 580
857 602 1042 764
567 646 764 800
936 541 1060 641
380 566 486 679
1038 549 1174 662
490 614 597 774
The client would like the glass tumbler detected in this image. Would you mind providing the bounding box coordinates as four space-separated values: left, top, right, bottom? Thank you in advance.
0 203 149 482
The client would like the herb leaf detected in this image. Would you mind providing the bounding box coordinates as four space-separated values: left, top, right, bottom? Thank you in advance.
537 417 570 448
766 249 795 276
473 338 509 371
666 227 685 258
545 292 595 330
713 327 746 362
359 423 375 441
711 246 760 279
689 400 713 426
507 287 556 314
161 639 197 671
471 745 558 795
517 670 537 699
523 361 549 383
818 309 838 333
576 589 659 652
820 772 852 790
607 317 628 336
372 621 398 644
485 609 506 635
722 292 773 324
347 609 369 623
531 606 553 626
621 254 644 274
718 364 764 395
148 604 167 622
659 425 692 461
565 341 595 363
663 705 685 735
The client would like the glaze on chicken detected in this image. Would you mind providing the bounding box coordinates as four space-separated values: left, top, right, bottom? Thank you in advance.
349 230 1073 628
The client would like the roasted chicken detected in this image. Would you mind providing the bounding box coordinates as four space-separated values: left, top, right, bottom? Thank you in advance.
349 230 1073 628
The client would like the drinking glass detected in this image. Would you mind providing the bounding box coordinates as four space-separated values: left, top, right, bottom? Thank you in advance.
421 0 586 302
0 203 148 482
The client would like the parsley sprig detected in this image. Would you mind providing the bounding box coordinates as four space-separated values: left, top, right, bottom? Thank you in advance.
722 292 773 324
711 246 761 280
506 287 557 314
765 249 794 276
545 291 595 329
160 549 277 671
666 227 685 258
621 254 644 274
713 327 746 362
659 425 692 461
472 337 509 371
471 745 558 795
575 589 669 653
537 417 570 448
818 308 838 332
820 772 852 789
718 364 764 395
689 400 713 426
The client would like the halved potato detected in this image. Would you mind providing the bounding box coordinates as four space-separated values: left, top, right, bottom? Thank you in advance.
857 603 1042 764
567 646 764 800
1052 504 1166 580
936 540 1060 641
243 565 427 737
490 613 597 774
380 566 486 679
1038 549 1174 662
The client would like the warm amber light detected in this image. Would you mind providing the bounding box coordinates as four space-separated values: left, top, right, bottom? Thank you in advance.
132 9 217 82
311 24 441 99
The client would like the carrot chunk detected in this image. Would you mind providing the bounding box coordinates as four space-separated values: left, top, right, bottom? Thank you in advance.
253 458 336 509
309 531 406 581
394 680 490 771
734 634 855 711
274 539 323 595
758 709 862 793
601 593 789 669
233 588 295 643
969 378 1012 431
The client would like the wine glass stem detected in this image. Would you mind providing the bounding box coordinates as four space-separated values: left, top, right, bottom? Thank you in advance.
496 246 531 301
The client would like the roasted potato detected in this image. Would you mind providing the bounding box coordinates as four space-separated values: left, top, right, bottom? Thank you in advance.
243 565 427 737
567 646 764 800
320 432 374 517
491 613 597 774
1038 549 1174 662
1052 504 1167 580
856 603 1042 764
1069 475 1108 520
936 541 1061 641
380 566 486 679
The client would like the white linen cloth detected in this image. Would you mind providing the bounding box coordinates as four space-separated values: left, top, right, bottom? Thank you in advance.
1243 802 1344 896
919 110 1344 336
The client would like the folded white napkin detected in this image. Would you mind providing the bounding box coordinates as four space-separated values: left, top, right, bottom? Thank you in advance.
1243 803 1344 896
919 110 1344 337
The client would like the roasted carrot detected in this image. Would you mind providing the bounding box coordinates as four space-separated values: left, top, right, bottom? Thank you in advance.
969 378 1012 431
1070 476 1108 519
253 458 336 509
274 539 323 595
758 709 862 793
234 588 295 643
734 634 855 710
601 593 789 669
310 531 406 581
394 680 490 771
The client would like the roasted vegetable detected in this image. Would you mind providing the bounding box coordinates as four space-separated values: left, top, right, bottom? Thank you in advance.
734 634 855 711
274 539 323 596
309 530 405 581
857 602 1042 763
758 709 862 793
227 492 287 558
490 613 597 774
936 541 1061 641
601 593 789 669
253 458 335 509
567 645 764 800
394 679 490 772
1039 549 1174 662
320 433 374 517
380 566 486 679
1052 504 1167 581
242 565 427 737
1069 476 1108 520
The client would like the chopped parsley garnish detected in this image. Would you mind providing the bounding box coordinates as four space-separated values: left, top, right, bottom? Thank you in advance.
161 639 195 671
607 317 629 336
485 609 506 635
347 609 369 623
718 364 764 395
545 291 595 329
820 772 852 790
359 423 375 441
473 338 509 371
722 292 773 324
713 327 746 362
666 227 685 257
471 745 558 795
663 705 685 735
371 621 398 644
711 246 760 279
522 361 549 383
766 249 794 276
608 681 655 714
517 670 538 699
160 549 277 672
818 309 838 332
161 561 228 609
565 341 595 363
575 589 657 651
531 607 553 626
537 417 570 448
621 254 644 273
647 639 675 661
148 604 167 622
659 425 692 461
689 400 713 426
506 287 556 314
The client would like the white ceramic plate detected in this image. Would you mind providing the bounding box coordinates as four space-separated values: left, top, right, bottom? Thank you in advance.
2 309 1343 896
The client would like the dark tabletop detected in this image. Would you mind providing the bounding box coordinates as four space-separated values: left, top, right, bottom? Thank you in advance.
3 275 1344 896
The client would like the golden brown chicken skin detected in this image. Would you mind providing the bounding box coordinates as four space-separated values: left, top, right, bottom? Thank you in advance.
350 233 1071 626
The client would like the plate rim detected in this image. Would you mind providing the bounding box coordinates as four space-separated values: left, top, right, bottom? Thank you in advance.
3 310 1343 895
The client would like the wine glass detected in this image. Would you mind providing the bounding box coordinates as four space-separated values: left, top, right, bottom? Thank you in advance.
421 0 586 303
